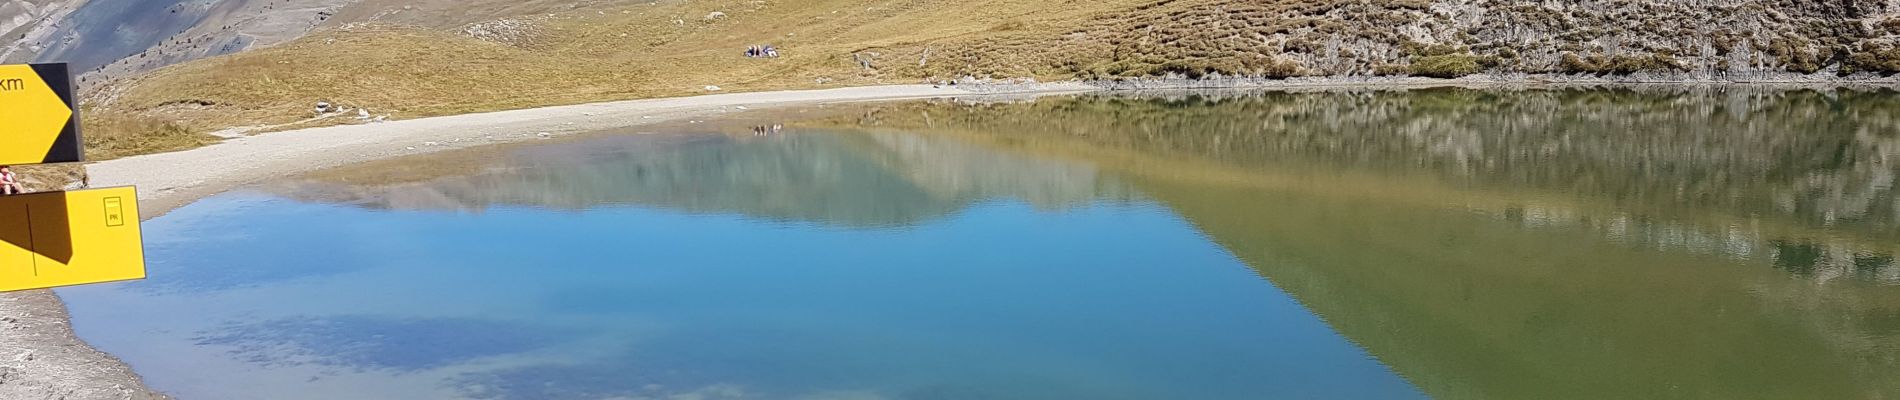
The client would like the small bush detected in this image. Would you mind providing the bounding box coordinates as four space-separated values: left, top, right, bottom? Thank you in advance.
1402 42 1465 57
1764 38 1824 73
1606 54 1683 74
1846 43 1900 74
1411 54 1482 78
1559 52 1684 75
1882 18 1900 34
1373 64 1411 76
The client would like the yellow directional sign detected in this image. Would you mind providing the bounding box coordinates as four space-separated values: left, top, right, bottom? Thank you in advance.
0 187 144 291
0 63 82 165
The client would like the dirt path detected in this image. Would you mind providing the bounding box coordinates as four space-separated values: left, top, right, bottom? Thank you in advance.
0 83 1094 400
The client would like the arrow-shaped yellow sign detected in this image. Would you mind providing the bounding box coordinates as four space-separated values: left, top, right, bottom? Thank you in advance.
0 63 82 166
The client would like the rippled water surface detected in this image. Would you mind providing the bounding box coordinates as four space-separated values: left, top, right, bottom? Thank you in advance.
60 88 1900 399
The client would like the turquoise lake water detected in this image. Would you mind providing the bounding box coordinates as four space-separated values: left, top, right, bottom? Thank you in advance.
59 131 1422 399
57 89 1900 399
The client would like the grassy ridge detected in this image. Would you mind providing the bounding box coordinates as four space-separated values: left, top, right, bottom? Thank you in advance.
82 0 1900 158
105 0 1101 130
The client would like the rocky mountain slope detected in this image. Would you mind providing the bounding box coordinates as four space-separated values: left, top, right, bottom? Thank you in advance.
5 0 641 83
3 0 342 77
0 0 82 64
887 0 1900 79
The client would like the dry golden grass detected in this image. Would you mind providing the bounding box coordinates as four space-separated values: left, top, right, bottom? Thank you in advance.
10 164 84 192
117 26 647 127
79 108 220 161
112 0 1120 130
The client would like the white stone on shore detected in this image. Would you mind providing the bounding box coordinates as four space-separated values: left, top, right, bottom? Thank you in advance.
704 85 722 91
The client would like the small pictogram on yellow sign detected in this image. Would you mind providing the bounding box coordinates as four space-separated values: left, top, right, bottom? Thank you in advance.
103 197 124 227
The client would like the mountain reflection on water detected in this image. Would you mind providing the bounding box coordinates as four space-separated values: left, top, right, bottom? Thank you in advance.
846 88 1900 283
831 87 1900 399
62 87 1900 400
273 131 1138 228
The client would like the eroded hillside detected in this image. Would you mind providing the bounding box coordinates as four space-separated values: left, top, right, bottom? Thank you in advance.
0 0 82 64
883 0 1900 78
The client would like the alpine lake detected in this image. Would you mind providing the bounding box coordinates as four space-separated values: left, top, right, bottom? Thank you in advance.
58 88 1900 400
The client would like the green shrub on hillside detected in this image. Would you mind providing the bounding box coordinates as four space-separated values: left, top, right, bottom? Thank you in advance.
1559 53 1685 74
1411 54 1483 78
1763 38 1826 73
1846 42 1900 74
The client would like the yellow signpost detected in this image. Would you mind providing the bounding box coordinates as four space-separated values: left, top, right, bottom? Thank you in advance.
0 63 81 165
0 63 144 291
0 187 145 291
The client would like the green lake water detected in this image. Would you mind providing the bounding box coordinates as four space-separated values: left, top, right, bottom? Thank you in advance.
57 88 1900 399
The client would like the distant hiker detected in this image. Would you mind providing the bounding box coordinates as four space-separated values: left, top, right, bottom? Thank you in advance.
0 166 23 195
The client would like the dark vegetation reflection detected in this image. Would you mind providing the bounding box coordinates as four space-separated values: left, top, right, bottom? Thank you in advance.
829 87 1900 399
844 88 1900 284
